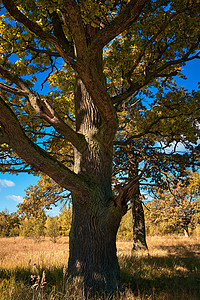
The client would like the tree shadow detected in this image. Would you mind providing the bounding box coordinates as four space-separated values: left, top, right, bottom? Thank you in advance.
120 241 200 299
0 265 65 289
154 240 200 257
0 241 199 299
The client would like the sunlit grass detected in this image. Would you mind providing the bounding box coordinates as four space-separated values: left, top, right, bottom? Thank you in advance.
0 235 199 299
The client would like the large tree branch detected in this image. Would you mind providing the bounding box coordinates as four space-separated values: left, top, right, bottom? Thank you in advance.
0 82 25 96
115 163 147 212
49 11 74 58
59 0 144 134
2 0 53 40
90 0 147 52
0 126 9 145
0 65 86 152
112 48 200 106
74 68 118 143
2 0 74 64
2 0 117 141
0 96 89 194
111 5 200 106
61 0 88 62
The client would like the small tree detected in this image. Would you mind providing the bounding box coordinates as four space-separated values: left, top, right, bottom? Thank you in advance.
20 210 46 242
0 210 20 237
17 175 70 217
45 216 60 243
58 204 72 236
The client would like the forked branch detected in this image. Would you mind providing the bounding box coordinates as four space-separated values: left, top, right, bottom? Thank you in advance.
90 0 147 51
0 95 90 194
115 163 147 212
0 65 86 152
2 0 74 64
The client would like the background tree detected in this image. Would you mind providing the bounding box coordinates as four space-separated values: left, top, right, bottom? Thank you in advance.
145 171 200 236
113 83 200 250
0 209 20 237
17 175 70 217
0 0 200 294
58 204 72 236
45 215 60 243
20 209 46 242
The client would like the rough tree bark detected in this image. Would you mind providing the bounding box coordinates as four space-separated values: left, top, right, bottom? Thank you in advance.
126 149 148 252
67 77 123 295
131 184 148 252
68 199 122 294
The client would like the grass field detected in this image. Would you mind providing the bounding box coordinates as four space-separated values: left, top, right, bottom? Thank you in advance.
0 235 199 299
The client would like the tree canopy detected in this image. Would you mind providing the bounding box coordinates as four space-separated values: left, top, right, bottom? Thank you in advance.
0 0 200 180
0 0 200 295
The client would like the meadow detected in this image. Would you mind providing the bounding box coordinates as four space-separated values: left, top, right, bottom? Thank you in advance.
0 235 199 299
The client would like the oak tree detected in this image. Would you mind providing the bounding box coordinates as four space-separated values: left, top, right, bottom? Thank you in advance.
114 82 200 251
0 0 200 294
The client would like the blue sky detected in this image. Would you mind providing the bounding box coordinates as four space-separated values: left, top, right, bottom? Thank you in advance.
0 59 200 216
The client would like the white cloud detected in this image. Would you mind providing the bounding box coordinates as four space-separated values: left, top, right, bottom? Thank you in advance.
46 210 59 216
0 179 15 188
6 195 23 203
141 192 153 203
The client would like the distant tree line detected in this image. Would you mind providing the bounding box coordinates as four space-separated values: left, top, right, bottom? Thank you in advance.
0 205 72 242
1 199 199 242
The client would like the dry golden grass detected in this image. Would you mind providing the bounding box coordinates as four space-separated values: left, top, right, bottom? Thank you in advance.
0 235 199 299
0 236 69 270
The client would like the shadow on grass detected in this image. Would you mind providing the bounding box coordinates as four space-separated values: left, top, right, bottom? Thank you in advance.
0 265 70 299
155 241 200 257
0 265 65 288
0 242 199 299
120 242 200 299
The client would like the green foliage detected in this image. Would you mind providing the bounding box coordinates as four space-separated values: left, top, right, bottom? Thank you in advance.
145 171 200 236
58 204 72 236
0 210 20 237
117 209 133 240
17 175 70 217
0 0 200 175
0 2 200 292
45 216 60 243
20 210 46 242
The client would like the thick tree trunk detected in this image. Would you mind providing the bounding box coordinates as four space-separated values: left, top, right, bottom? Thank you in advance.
131 187 148 252
67 77 122 296
126 151 148 252
68 199 121 295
